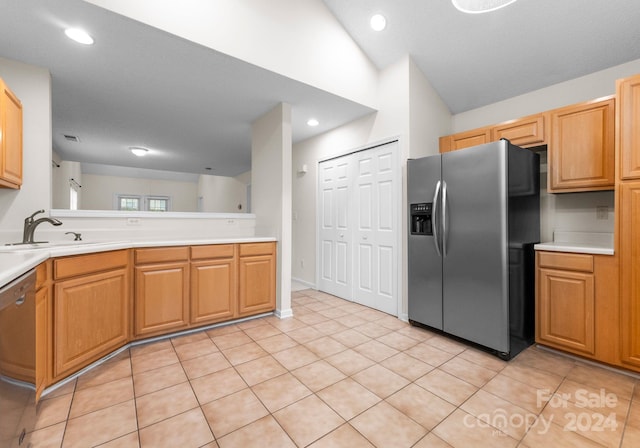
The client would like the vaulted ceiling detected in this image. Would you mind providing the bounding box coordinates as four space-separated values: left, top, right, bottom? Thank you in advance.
0 0 639 177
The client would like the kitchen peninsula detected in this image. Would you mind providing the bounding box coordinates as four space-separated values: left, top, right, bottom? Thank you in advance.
0 237 277 399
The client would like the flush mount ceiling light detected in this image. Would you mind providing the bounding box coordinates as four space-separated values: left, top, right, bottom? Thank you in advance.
129 146 149 157
64 28 94 45
307 118 319 127
370 14 387 31
452 0 518 14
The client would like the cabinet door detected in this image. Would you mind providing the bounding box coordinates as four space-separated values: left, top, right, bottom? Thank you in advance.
135 262 189 337
537 268 595 355
0 79 22 189
0 286 35 383
238 254 275 316
620 182 640 367
548 97 615 192
441 127 492 153
492 113 547 147
617 75 640 180
191 258 236 325
54 268 129 378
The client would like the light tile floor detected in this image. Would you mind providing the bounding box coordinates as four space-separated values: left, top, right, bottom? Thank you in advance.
28 289 640 447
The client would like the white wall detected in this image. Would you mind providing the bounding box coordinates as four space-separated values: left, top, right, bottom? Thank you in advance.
252 103 292 317
198 174 246 213
451 60 640 242
85 0 379 109
0 56 52 234
52 160 82 209
452 58 640 132
81 173 198 212
291 57 452 317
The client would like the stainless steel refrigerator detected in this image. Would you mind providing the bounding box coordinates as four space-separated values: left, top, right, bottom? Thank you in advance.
407 139 539 359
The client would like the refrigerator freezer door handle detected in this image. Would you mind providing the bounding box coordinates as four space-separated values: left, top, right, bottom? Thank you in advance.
432 180 442 256
442 180 448 257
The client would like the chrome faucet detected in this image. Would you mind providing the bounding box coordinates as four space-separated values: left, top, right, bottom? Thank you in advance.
22 210 62 244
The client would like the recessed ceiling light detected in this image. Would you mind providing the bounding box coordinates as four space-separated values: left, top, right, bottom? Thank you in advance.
307 118 319 127
64 28 94 45
129 147 149 157
452 0 518 14
370 14 387 31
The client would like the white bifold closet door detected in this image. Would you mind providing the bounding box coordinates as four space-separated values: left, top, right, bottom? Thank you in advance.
318 141 399 316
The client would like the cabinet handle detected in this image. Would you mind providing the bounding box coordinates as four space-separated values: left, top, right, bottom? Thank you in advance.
15 295 26 306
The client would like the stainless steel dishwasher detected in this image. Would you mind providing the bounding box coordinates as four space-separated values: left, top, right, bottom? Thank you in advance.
0 269 37 447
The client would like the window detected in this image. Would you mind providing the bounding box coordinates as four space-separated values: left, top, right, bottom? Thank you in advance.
146 196 170 212
115 194 170 211
117 195 141 211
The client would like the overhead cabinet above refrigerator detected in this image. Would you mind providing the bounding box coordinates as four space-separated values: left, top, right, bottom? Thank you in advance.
407 140 540 359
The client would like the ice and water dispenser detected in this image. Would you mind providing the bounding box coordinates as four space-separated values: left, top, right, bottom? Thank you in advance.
410 203 433 235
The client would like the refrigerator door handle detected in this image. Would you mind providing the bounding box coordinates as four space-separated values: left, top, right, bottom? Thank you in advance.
442 180 448 257
432 180 442 256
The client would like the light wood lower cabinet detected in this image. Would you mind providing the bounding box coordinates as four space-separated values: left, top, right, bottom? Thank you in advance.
536 251 619 365
53 251 129 380
35 261 51 400
238 242 276 316
134 247 189 338
190 244 237 325
31 242 276 388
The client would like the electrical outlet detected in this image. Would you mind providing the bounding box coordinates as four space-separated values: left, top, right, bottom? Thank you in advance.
227 219 235 225
596 206 608 220
126 218 140 226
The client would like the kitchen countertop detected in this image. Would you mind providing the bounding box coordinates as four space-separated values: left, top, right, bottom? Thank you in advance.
0 237 276 288
534 231 614 256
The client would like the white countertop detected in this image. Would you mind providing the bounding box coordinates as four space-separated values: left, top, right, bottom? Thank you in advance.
0 237 276 288
534 231 614 256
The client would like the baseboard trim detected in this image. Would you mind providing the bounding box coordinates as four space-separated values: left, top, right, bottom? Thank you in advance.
275 308 294 319
291 277 315 290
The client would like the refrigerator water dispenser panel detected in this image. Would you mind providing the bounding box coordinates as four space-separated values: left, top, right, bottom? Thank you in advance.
410 203 433 235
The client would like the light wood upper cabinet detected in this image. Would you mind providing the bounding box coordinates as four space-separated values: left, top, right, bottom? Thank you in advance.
492 113 547 148
53 252 129 380
548 97 615 193
190 244 237 325
620 182 640 368
238 242 276 316
439 127 491 153
134 247 189 338
0 78 23 189
617 74 640 180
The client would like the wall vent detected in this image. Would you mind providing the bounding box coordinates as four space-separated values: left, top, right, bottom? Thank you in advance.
63 134 80 142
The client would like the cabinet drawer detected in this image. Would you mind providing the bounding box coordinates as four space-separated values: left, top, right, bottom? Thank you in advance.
239 242 276 257
191 244 235 260
537 252 593 272
54 250 129 280
135 246 189 264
